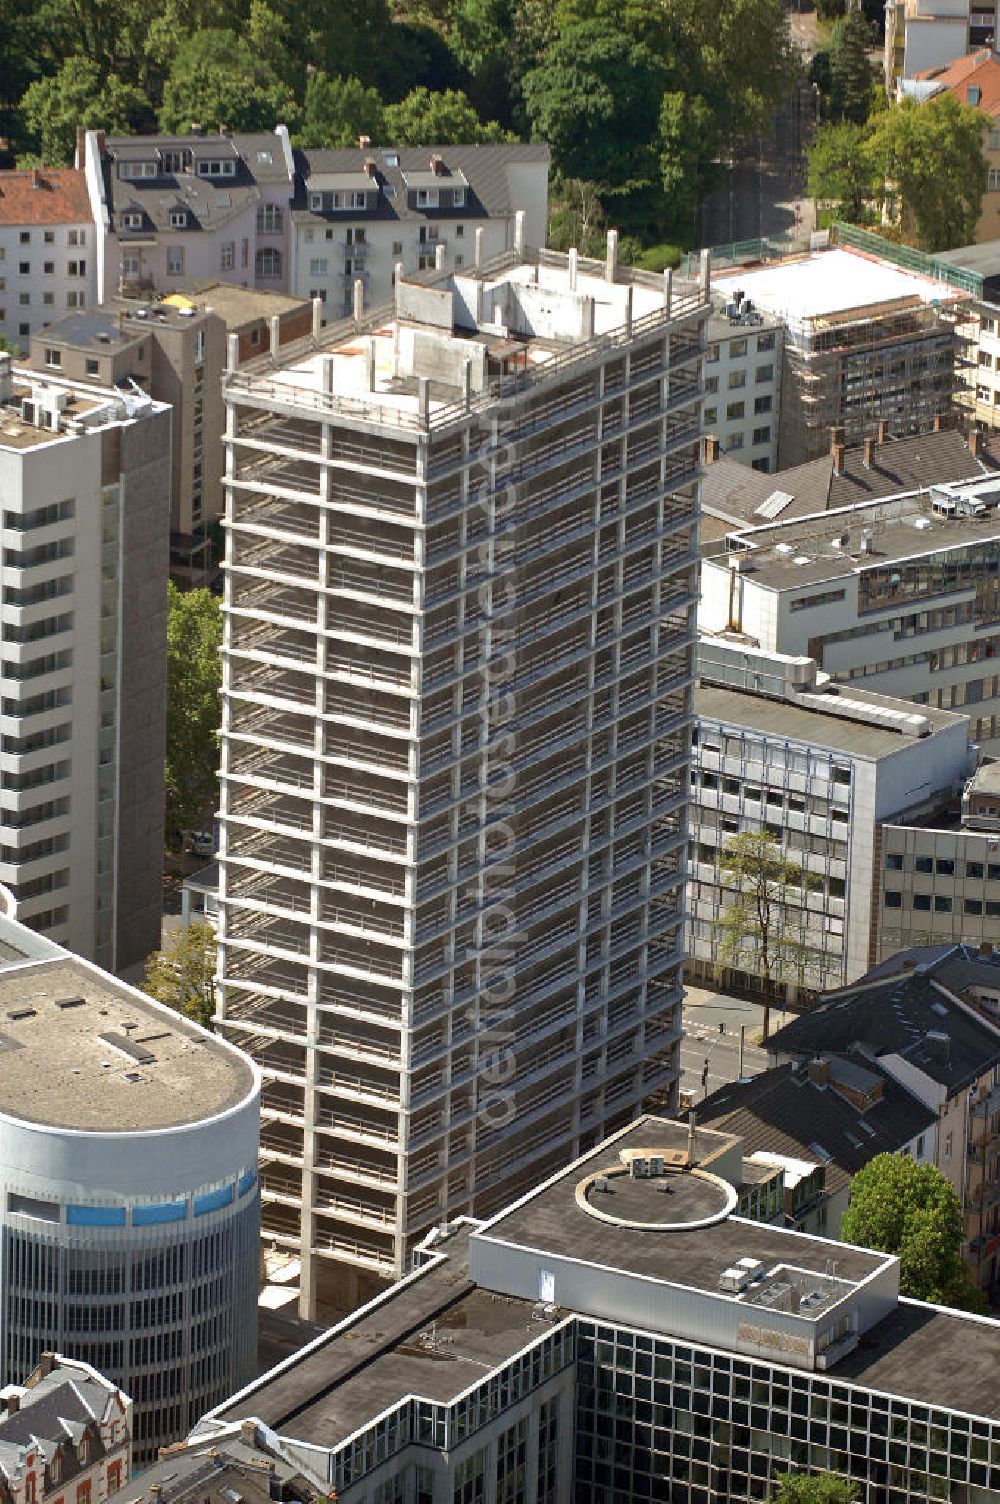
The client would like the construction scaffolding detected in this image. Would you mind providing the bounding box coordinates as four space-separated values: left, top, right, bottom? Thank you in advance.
778 291 965 467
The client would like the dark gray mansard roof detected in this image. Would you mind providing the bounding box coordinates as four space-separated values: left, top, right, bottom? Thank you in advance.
102 133 292 234
291 143 550 225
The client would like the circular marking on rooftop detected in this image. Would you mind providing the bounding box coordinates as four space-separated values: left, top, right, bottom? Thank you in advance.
576 1161 737 1230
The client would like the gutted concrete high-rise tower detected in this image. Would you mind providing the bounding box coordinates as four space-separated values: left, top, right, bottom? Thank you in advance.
216 228 710 1315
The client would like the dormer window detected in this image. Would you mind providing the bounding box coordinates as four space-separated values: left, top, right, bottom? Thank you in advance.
49 1455 61 1484
384 152 399 167
119 161 157 180
168 209 187 229
350 191 367 208
122 211 143 230
309 192 323 212
196 159 236 178
417 189 430 207
453 188 465 208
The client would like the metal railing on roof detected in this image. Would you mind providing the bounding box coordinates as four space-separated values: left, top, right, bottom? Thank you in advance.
225 244 708 434
832 222 982 299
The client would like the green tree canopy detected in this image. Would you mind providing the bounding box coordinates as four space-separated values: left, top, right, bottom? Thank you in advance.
522 20 665 185
717 831 819 1040
143 919 217 1028
382 87 513 144
300 73 386 149
772 1472 854 1504
158 27 299 133
20 55 147 163
165 582 222 838
829 11 875 125
807 120 872 223
840 1154 987 1311
864 93 987 251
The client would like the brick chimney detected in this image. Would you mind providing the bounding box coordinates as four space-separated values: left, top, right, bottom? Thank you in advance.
863 436 875 469
5 1395 18 1415
37 1353 55 1378
703 434 720 465
76 125 86 168
933 412 943 431
877 418 887 443
31 168 42 189
807 1057 831 1087
95 130 106 156
363 157 377 177
358 134 372 151
970 429 981 457
429 154 444 175
832 440 845 475
240 1419 258 1447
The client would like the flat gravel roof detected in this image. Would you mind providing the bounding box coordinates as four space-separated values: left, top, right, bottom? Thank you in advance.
0 958 255 1132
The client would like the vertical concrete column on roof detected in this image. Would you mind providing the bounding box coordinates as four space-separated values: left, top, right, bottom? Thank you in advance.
418 376 430 424
581 297 596 340
353 277 365 324
312 297 323 342
394 263 404 314
322 355 335 395
568 248 579 291
700 249 712 292
463 357 473 411
226 333 239 374
367 337 376 393
435 243 446 271
663 269 673 315
475 226 485 269
514 210 526 255
624 286 633 339
606 230 619 283
269 315 280 363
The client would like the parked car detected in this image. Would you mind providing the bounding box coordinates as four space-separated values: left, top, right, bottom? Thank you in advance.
188 830 215 858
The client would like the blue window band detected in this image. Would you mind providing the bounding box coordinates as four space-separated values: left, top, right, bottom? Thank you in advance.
132 1200 187 1226
194 1183 233 1215
237 1168 257 1198
67 1205 126 1227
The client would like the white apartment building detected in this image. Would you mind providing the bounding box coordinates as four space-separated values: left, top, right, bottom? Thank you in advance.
885 0 997 91
216 235 709 1316
0 167 96 354
688 637 972 1000
0 353 170 971
290 145 550 320
703 292 782 474
700 471 1000 752
80 128 296 301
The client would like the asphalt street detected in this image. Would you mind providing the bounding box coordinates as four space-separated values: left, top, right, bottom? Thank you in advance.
679 984 788 1104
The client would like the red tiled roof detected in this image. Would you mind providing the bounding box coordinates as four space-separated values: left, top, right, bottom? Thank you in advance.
0 167 93 227
917 49 1000 117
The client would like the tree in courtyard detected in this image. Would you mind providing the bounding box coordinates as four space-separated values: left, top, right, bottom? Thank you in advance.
20 55 146 163
772 1473 855 1504
300 72 386 149
716 831 819 1042
382 87 513 145
840 1154 989 1312
521 20 666 186
165 582 223 839
143 920 216 1029
807 121 873 224
829 10 875 125
158 27 299 133
864 93 987 251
